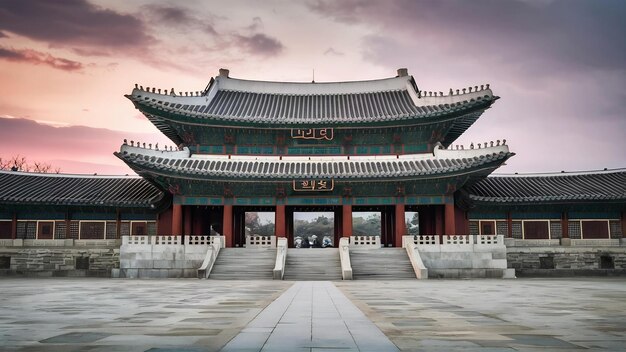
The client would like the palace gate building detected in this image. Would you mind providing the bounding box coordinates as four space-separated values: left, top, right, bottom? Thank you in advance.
116 68 513 248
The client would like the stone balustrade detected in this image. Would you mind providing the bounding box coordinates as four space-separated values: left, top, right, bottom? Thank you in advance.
404 241 428 279
273 237 288 280
339 237 353 280
476 234 503 245
197 237 223 279
405 235 439 245
185 235 225 247
402 235 514 279
118 235 225 278
349 235 381 248
123 235 150 245
246 235 276 248
444 235 474 245
153 235 182 245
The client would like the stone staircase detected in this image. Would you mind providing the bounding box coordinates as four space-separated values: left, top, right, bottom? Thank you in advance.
283 248 342 281
350 248 416 280
209 248 276 280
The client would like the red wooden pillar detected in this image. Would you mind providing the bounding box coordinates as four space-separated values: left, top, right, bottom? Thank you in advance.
183 206 192 235
444 203 456 235
620 211 625 240
394 203 406 247
507 211 513 238
65 211 71 239
192 207 203 236
171 204 183 235
11 212 17 239
275 205 286 237
561 211 569 238
435 206 443 235
342 204 353 236
223 205 233 247
116 209 121 239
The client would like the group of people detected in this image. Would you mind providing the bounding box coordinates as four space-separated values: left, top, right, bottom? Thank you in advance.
294 235 333 248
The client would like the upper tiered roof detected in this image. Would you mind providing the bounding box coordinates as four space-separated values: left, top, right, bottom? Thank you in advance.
127 69 497 146
466 169 626 204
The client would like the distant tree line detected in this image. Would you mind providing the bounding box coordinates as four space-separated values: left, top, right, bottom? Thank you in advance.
0 155 61 173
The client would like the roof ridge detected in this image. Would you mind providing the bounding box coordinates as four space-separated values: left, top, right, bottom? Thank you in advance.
0 170 140 179
490 168 626 178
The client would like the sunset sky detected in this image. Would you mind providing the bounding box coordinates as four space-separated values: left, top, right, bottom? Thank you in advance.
0 0 624 175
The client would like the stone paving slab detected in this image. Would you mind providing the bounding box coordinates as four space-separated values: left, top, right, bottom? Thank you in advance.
335 278 626 351
1 278 626 351
222 281 399 352
0 278 291 351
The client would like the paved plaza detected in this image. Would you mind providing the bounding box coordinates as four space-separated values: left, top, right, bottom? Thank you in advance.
0 278 625 351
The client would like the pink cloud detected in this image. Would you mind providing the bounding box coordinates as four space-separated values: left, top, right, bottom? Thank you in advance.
0 117 170 174
0 46 83 71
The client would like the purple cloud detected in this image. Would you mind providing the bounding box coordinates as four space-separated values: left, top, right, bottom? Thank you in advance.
234 33 284 57
0 0 155 53
324 47 344 56
309 0 626 71
143 4 219 36
0 47 83 71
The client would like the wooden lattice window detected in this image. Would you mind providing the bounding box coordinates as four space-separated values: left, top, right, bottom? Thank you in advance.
609 220 623 239
496 221 508 236
16 221 37 239
568 221 581 239
105 222 117 239
120 222 130 236
550 221 562 239
0 221 11 239
131 222 147 236
79 222 105 239
468 221 479 236
480 221 496 236
55 221 66 239
523 221 549 239
581 220 609 239
69 221 80 239
37 221 54 239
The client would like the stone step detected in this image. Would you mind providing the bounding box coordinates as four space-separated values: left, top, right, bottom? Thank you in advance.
209 248 276 280
284 248 342 281
350 248 416 280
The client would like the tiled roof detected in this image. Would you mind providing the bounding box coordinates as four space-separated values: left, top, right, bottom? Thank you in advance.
466 170 626 203
115 144 513 181
128 75 496 126
0 171 165 208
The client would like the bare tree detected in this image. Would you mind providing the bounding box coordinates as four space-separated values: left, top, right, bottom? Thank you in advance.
0 157 11 170
0 155 60 173
33 162 52 173
11 155 28 171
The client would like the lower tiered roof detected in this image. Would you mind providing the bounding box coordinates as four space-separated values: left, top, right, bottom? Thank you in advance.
467 169 626 204
0 168 623 208
0 171 165 208
114 144 513 181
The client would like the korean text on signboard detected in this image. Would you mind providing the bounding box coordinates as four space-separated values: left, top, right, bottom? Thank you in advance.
293 179 334 192
290 128 334 141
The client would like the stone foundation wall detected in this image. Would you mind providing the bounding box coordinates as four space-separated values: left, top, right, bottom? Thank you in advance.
0 247 119 277
507 247 626 276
